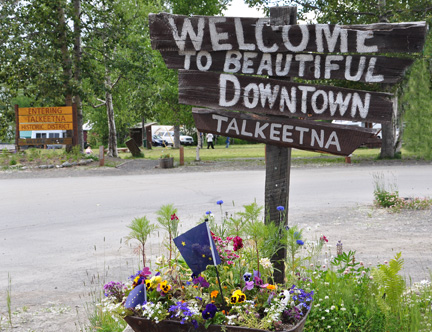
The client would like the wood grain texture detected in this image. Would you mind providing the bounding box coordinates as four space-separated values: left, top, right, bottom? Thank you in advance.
192 108 376 156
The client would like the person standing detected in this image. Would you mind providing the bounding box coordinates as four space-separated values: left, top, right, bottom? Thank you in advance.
225 137 230 148
206 133 214 149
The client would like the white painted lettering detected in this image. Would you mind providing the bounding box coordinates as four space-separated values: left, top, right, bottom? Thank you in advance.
314 55 321 79
241 120 253 137
209 17 232 51
257 53 273 75
298 86 316 114
242 52 258 74
168 17 204 51
180 51 196 70
196 51 212 71
351 92 371 118
325 55 343 79
356 30 378 53
295 127 310 144
282 125 294 143
365 57 384 82
325 131 341 151
345 56 366 81
275 54 292 76
328 91 352 116
282 25 309 52
224 51 242 72
212 114 228 132
279 87 297 113
311 129 324 148
316 25 348 52
295 54 314 77
235 18 255 51
255 122 269 139
219 74 241 107
259 83 279 109
243 83 259 108
311 90 328 114
270 123 282 141
226 118 240 134
256 19 278 52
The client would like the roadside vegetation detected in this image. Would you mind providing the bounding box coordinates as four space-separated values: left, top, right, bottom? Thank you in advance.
1 145 430 171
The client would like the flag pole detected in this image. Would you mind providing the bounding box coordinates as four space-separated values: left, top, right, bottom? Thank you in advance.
205 222 227 310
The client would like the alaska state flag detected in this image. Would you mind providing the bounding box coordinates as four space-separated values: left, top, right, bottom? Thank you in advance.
124 283 146 308
173 222 221 275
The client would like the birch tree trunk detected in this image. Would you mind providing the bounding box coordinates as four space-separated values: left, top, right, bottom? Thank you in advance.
73 0 84 151
105 71 118 157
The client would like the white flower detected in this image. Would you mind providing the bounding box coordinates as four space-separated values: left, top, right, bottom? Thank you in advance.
260 257 272 269
341 307 347 311
330 305 335 310
324 296 329 300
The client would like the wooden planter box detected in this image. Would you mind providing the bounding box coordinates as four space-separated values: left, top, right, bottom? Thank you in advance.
159 157 174 168
125 308 310 332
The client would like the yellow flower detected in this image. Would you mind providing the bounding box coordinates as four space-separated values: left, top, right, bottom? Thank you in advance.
211 290 219 298
231 290 246 304
145 279 152 290
150 275 162 288
230 294 239 304
159 280 171 293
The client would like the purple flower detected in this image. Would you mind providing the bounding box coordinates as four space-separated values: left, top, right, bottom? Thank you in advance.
217 200 223 205
205 211 211 215
195 296 202 301
244 281 254 291
202 303 217 319
192 319 199 329
277 206 285 211
296 240 304 245
193 276 210 288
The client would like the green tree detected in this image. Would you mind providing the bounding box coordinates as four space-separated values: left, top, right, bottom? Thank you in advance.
125 216 158 268
147 0 232 148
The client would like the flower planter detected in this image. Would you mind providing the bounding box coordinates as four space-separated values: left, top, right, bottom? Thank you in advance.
159 157 174 169
124 306 310 332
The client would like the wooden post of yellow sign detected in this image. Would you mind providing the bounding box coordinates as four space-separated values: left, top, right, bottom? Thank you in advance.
15 104 19 152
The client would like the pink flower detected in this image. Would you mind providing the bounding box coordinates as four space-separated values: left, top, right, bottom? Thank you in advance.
233 236 243 251
170 214 179 221
320 235 328 243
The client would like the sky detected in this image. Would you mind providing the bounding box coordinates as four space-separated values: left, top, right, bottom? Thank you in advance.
223 0 265 18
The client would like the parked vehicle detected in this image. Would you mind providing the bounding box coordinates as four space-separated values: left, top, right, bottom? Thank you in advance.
152 135 169 147
160 131 194 146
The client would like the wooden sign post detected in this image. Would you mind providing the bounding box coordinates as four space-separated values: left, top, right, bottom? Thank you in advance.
149 8 427 282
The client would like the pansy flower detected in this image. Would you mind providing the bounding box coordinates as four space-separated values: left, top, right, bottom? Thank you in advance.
243 272 252 282
202 303 217 319
158 280 171 293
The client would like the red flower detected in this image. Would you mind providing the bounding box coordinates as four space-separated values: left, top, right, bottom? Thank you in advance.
233 236 243 251
320 235 328 243
170 214 179 221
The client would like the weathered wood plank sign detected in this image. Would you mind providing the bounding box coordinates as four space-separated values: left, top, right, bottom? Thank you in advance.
179 70 393 122
160 51 413 84
149 14 427 54
149 12 428 156
192 108 376 156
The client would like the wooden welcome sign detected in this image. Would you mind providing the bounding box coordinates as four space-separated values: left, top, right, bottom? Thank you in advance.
149 12 427 155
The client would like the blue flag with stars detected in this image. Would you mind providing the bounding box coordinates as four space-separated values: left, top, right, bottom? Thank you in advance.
125 283 146 308
173 222 221 275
